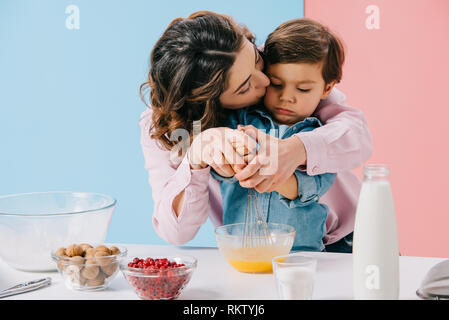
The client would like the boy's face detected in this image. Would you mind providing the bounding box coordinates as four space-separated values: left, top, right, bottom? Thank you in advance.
264 62 335 125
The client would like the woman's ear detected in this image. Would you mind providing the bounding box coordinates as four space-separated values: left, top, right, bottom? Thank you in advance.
321 81 336 99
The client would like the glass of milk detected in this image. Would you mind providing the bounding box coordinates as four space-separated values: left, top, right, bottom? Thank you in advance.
272 254 317 300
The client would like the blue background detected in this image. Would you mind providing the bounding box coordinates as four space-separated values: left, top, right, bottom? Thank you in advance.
0 0 304 247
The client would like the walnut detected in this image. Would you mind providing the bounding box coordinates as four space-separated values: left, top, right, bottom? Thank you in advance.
109 246 120 255
66 244 83 257
95 245 111 255
101 262 118 276
79 243 93 253
64 264 82 285
69 255 85 267
57 258 69 271
55 247 67 257
84 247 96 258
79 275 88 286
81 260 100 280
95 250 112 266
87 271 105 287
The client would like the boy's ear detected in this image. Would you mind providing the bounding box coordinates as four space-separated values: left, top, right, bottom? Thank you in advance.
321 81 336 99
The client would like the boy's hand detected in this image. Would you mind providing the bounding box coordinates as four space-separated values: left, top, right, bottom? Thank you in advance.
235 125 307 193
188 127 258 177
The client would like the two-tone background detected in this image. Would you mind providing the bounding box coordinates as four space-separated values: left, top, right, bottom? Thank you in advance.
1 0 448 257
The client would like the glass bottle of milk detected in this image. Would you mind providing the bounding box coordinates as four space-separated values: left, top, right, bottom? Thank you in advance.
353 164 399 299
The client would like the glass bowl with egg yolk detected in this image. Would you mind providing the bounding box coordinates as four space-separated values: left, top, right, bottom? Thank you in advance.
214 222 295 273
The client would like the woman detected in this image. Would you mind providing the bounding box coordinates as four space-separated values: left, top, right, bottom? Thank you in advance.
139 11 372 252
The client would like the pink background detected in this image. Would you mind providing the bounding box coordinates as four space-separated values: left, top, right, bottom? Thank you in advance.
305 0 449 257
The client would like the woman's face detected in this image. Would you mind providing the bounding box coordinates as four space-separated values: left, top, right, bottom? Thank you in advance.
219 39 270 109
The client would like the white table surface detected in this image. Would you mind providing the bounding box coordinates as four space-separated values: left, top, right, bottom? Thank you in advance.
0 243 445 300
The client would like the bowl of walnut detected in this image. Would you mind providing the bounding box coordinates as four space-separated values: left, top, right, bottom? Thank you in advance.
51 243 127 291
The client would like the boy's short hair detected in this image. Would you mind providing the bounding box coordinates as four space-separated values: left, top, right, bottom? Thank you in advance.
264 18 345 84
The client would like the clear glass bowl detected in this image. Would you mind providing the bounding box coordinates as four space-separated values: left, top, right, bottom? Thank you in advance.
0 191 116 271
51 245 127 291
215 222 296 273
120 255 197 300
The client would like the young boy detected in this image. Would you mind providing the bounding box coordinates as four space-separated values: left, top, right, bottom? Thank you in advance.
211 18 346 252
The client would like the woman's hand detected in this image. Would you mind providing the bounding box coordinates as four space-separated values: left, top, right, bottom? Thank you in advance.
188 127 258 177
234 125 307 193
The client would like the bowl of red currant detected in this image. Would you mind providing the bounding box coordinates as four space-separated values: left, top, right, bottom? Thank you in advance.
120 256 197 300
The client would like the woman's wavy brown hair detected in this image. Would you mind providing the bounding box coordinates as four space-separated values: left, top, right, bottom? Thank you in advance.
140 11 255 150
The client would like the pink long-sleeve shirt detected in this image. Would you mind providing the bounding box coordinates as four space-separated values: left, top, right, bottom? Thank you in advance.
139 88 372 245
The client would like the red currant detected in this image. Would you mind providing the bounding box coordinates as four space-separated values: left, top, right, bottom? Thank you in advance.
125 257 190 300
